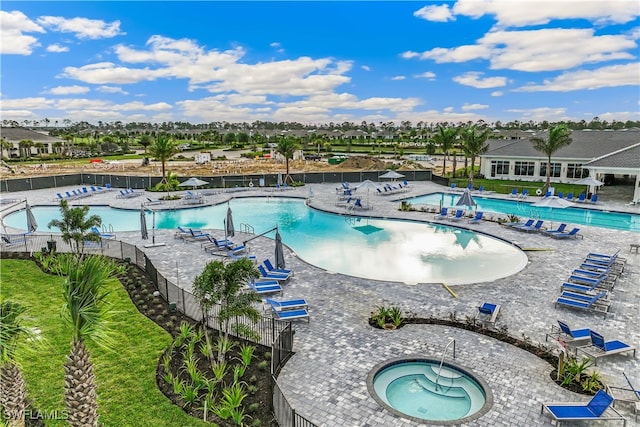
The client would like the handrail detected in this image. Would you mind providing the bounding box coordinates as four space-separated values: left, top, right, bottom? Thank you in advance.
243 225 276 246
240 223 254 234
435 338 456 390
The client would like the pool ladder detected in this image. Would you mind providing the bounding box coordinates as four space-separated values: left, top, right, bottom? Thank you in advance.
434 339 456 391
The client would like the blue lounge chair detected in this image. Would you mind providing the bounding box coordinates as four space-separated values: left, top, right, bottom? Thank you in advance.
576 193 587 203
448 209 464 222
272 308 310 322
543 223 567 235
577 331 636 365
266 297 308 311
546 320 592 344
247 281 282 295
353 198 372 210
552 228 581 239
516 220 544 232
434 207 448 220
565 192 574 201
187 228 210 241
518 189 529 199
507 219 534 229
557 192 564 199
568 273 612 288
257 265 290 281
586 249 620 262
559 290 610 306
508 188 519 198
475 303 500 327
555 291 609 317
541 389 625 426
263 259 292 275
561 281 605 294
202 235 234 250
468 211 483 224
105 183 112 191
450 183 457 191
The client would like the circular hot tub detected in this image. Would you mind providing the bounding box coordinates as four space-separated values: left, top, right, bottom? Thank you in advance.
367 357 493 424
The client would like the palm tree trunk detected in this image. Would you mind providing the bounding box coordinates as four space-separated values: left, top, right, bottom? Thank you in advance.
0 363 27 427
64 339 98 427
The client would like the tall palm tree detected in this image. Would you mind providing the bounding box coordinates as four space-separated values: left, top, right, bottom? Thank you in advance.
461 125 491 186
60 256 117 427
276 137 299 184
0 299 35 427
148 134 177 183
193 259 261 363
531 124 573 192
47 200 102 255
432 125 458 176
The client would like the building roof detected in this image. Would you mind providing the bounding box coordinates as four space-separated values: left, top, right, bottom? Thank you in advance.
583 143 640 169
0 127 64 143
482 129 640 161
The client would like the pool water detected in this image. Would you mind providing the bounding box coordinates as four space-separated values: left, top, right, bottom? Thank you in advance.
405 193 640 232
371 360 488 422
5 198 527 285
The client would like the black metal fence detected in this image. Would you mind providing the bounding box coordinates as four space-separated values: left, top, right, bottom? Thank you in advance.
2 170 432 193
0 234 313 426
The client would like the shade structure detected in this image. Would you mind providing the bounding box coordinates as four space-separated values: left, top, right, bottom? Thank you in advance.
274 229 285 270
379 170 405 180
25 202 37 233
355 179 380 191
225 205 235 238
532 196 575 209
455 189 477 208
140 205 148 240
178 177 208 188
573 177 604 187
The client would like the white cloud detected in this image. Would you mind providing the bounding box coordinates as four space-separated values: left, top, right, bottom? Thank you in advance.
412 28 637 72
270 42 281 48
462 103 488 111
61 62 165 84
391 75 406 81
505 106 570 121
36 16 123 39
453 72 506 88
0 110 39 120
96 86 129 95
46 43 69 53
516 63 640 92
444 107 454 113
597 110 640 121
0 10 45 55
400 51 420 59
361 65 371 71
413 5 454 22
414 71 436 80
491 91 503 96
0 97 54 109
452 0 640 27
48 85 90 95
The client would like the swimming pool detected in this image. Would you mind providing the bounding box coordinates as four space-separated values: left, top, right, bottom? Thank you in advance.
405 193 640 232
4 198 527 285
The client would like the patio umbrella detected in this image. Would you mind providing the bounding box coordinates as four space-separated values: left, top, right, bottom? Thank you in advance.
225 205 235 238
25 202 37 233
355 179 380 206
379 170 405 180
274 228 285 269
140 205 148 240
178 177 208 189
533 196 574 226
573 176 604 196
455 188 477 210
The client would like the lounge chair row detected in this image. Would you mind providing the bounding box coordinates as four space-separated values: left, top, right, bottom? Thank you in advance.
55 187 96 201
449 183 492 194
433 208 485 224
376 183 409 196
116 188 142 199
505 219 582 239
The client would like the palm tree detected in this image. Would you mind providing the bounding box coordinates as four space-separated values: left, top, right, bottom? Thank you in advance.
0 299 36 427
432 125 458 176
531 125 573 192
47 200 102 255
18 140 33 159
461 125 491 186
60 256 117 427
192 259 261 363
148 135 177 183
276 137 299 184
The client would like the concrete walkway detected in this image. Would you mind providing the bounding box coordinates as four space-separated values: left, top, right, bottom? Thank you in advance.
1 181 639 427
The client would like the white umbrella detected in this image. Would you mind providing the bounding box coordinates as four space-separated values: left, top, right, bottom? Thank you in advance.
25 202 37 233
379 170 405 180
532 196 574 226
573 176 604 196
178 177 208 189
355 180 380 206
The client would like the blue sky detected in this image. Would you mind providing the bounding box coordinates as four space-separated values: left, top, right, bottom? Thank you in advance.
1 1 639 126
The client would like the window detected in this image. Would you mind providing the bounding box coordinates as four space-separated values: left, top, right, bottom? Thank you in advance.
539 162 561 178
490 160 509 177
514 161 535 176
567 163 588 179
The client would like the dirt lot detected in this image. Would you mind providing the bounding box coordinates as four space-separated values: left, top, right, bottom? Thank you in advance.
1 155 437 179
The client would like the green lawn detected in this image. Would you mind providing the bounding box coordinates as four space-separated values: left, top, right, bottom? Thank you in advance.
449 177 591 196
1 259 210 427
